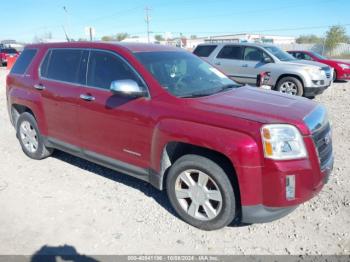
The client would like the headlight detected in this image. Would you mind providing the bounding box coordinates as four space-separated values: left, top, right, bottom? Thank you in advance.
261 124 307 160
338 63 350 69
304 67 321 74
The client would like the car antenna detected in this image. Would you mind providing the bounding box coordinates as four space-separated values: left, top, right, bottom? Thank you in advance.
62 26 70 42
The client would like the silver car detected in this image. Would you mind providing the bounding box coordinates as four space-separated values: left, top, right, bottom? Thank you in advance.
193 43 333 97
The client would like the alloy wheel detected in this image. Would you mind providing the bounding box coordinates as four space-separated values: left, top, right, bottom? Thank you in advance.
279 81 298 95
175 169 223 221
19 120 39 153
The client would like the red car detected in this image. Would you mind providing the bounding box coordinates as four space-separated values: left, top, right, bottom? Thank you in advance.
0 47 19 66
6 42 333 230
288 50 350 81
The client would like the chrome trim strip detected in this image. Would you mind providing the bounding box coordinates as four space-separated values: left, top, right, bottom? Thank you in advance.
123 149 142 157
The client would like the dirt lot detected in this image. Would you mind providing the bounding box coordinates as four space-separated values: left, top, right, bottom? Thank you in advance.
0 67 349 256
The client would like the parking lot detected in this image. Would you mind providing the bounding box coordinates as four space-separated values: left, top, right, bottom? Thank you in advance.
0 67 349 255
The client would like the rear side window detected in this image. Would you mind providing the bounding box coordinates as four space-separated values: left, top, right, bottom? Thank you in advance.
217 45 243 60
193 45 217 57
87 50 143 90
10 49 37 75
41 49 87 84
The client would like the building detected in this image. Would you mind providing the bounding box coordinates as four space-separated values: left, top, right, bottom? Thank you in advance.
180 34 296 50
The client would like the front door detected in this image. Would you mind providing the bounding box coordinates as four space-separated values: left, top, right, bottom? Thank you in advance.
77 50 153 168
239 46 271 85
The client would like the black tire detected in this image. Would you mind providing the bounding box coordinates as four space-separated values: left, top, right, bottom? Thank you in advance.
276 76 304 96
16 112 53 160
166 154 236 231
333 70 337 82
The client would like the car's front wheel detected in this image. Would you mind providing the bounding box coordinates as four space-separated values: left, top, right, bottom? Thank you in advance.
16 112 53 160
166 154 236 230
333 70 337 81
276 76 304 96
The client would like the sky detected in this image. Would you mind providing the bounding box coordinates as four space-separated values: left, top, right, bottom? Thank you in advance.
1 0 349 43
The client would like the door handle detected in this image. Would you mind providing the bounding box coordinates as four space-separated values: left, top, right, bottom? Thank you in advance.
214 61 221 66
80 94 95 101
34 84 45 91
242 64 249 67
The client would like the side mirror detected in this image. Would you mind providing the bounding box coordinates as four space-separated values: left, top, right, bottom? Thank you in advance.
263 57 273 63
110 80 146 97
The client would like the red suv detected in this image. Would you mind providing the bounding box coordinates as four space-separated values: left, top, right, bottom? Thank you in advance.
288 50 350 81
0 47 19 66
6 42 333 230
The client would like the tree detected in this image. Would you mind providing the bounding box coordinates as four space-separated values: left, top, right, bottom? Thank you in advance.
115 33 129 42
325 25 348 52
296 34 323 44
154 34 164 41
101 35 114 41
190 35 197 39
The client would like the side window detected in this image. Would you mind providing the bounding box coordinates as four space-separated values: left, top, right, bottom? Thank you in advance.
304 53 313 61
87 50 143 90
42 49 86 84
193 45 217 57
217 45 243 60
244 47 264 61
289 52 297 58
10 49 37 75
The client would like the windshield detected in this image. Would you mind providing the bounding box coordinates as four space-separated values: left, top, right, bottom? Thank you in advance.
311 51 327 60
1 48 17 54
135 51 240 97
264 46 296 62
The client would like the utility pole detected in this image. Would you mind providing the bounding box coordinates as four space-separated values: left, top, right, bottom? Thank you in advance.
145 7 151 43
89 27 93 41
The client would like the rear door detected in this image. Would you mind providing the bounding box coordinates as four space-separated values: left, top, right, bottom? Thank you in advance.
211 45 246 82
38 48 88 147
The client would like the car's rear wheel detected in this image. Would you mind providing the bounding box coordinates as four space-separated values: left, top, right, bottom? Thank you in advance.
16 112 53 160
276 76 303 96
166 154 236 230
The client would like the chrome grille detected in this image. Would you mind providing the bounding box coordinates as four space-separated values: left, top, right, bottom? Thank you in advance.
312 123 333 170
304 105 333 170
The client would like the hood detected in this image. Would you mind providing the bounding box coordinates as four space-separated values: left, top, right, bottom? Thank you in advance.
281 59 329 68
193 86 317 132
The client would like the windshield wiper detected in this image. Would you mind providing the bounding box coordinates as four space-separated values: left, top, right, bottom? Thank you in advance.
179 84 240 98
217 84 241 92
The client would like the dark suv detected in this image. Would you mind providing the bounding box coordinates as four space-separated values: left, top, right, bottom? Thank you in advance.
6 42 333 230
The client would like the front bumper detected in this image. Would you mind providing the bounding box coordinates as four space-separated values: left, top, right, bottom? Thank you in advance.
241 205 297 223
337 69 350 80
304 84 331 97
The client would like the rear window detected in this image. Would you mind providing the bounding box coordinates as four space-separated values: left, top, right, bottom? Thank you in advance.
10 49 37 75
193 45 217 57
1 48 17 54
217 45 243 60
40 49 87 84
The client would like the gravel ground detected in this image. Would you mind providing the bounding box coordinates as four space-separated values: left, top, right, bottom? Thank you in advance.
0 67 349 256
